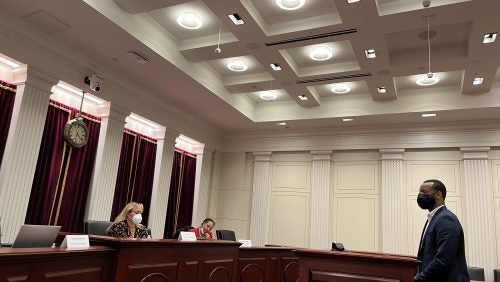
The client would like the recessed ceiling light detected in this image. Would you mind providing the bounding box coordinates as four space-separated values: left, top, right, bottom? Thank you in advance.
331 84 351 94
177 11 203 29
0 56 20 68
364 49 376 59
260 91 277 101
228 13 245 25
416 73 440 86
270 63 282 71
309 45 332 61
421 113 437 118
298 94 308 101
276 0 305 10
377 87 387 93
227 60 248 72
342 118 354 122
276 122 287 126
483 32 497 44
347 0 360 3
473 77 484 85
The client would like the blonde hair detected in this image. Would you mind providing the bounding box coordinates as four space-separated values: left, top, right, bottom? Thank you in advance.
114 202 144 222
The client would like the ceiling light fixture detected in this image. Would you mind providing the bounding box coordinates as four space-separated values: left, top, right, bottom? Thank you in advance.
276 122 287 126
483 32 497 44
228 13 245 25
270 63 282 71
260 91 277 101
0 56 20 68
298 94 308 101
309 45 332 61
347 0 360 3
276 0 305 10
416 74 440 86
421 113 437 118
215 23 222 54
416 17 439 86
377 87 387 93
364 49 376 59
473 77 484 85
227 59 248 72
331 84 351 94
342 118 354 122
177 11 203 29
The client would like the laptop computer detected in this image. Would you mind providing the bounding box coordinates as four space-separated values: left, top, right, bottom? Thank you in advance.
12 224 61 248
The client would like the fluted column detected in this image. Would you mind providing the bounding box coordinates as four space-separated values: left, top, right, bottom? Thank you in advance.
192 144 214 226
310 150 332 249
249 152 272 246
461 147 496 281
0 68 56 243
85 106 128 221
148 129 177 238
380 149 406 254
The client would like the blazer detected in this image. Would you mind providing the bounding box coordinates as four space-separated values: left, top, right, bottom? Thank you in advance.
416 206 469 282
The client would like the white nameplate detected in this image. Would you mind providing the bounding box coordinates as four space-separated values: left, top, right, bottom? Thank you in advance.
238 239 252 247
61 235 90 249
178 231 197 241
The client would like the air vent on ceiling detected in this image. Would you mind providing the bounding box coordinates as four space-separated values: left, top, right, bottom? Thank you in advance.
296 73 371 84
265 29 357 46
21 10 72 34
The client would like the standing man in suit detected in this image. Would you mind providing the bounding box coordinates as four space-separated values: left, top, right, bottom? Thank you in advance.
415 179 469 282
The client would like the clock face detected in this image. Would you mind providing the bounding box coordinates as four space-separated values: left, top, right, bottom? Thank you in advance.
70 122 87 145
64 118 89 148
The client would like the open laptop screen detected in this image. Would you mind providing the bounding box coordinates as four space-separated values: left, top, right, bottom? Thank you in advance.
12 224 61 248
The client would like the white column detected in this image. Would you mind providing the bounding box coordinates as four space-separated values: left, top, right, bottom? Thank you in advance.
380 148 406 254
192 144 215 226
310 150 332 249
249 152 272 246
0 68 56 243
85 106 128 221
148 129 177 238
461 147 496 281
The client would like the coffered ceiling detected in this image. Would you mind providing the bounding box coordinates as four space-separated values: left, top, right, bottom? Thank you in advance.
1 0 500 133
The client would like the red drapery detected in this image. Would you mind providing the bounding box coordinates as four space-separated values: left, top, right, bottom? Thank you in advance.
164 150 197 238
110 129 157 226
25 100 101 232
0 80 16 167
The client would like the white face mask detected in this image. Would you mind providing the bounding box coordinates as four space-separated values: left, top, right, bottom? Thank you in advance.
132 213 142 224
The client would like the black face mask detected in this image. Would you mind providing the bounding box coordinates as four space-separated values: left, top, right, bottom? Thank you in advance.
417 192 436 209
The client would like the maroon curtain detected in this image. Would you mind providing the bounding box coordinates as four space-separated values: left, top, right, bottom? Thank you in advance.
0 80 16 166
111 129 157 225
164 150 197 238
25 100 101 232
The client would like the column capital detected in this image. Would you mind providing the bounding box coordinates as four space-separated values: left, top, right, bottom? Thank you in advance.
253 152 272 162
379 149 405 160
21 67 58 93
311 150 332 161
460 147 490 160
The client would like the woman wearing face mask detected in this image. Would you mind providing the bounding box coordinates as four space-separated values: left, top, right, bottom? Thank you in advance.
107 202 149 238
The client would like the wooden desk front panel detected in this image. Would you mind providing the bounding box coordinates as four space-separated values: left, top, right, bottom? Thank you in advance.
89 237 240 282
295 249 419 282
238 247 299 282
0 246 113 282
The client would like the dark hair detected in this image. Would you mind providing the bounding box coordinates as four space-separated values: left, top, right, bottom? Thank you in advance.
202 218 215 225
423 179 447 199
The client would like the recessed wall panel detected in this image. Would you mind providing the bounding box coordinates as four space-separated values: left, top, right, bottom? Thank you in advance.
406 161 461 196
335 162 378 194
273 163 310 192
269 193 309 247
333 195 379 252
